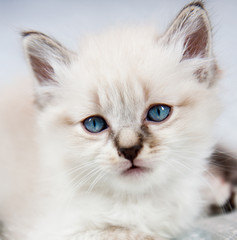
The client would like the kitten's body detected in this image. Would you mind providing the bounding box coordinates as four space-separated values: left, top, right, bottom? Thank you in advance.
0 82 41 237
0 2 234 240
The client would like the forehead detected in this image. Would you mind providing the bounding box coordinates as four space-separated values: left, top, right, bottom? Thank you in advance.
66 58 151 128
95 75 148 124
64 27 199 121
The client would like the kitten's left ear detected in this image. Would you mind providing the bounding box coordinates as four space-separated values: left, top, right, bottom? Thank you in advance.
161 2 219 85
22 31 75 107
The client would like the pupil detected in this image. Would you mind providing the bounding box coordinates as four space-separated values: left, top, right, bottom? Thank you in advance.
93 119 96 128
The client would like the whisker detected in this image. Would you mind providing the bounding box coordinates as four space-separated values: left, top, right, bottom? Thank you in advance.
87 171 107 193
60 167 103 212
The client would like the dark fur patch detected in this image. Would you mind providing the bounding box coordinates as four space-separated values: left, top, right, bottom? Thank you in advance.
190 1 204 9
148 139 160 149
141 124 151 137
209 191 236 216
209 148 237 185
141 124 160 149
182 20 208 60
22 31 48 38
208 147 237 215
29 54 55 85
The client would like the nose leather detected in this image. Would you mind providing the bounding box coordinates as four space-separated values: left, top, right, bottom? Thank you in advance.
119 145 142 162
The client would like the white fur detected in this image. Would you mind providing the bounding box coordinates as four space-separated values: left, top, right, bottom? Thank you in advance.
0 4 220 240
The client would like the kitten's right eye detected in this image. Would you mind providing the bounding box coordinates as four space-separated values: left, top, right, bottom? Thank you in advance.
83 116 108 133
146 104 171 122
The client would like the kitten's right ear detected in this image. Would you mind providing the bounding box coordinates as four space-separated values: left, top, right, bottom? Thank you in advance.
22 31 74 107
160 2 219 86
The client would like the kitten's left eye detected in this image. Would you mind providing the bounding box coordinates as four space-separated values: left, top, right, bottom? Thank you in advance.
83 116 108 133
146 105 171 122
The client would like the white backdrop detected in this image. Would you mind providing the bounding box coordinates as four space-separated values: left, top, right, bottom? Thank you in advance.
0 0 236 151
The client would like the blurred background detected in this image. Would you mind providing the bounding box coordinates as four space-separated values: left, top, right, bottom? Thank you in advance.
0 0 236 151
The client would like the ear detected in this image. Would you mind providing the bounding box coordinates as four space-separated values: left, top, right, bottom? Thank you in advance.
161 2 219 85
22 31 74 107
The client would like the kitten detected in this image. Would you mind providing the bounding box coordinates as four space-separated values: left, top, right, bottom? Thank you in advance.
0 1 233 240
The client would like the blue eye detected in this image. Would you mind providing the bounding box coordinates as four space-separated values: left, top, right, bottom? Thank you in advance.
83 116 107 133
147 105 171 122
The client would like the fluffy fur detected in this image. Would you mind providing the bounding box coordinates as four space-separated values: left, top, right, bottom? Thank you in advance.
0 2 224 240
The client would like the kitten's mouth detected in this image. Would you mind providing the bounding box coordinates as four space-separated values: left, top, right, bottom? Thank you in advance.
122 164 150 177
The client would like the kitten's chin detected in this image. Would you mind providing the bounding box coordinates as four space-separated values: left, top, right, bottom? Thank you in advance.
111 163 155 194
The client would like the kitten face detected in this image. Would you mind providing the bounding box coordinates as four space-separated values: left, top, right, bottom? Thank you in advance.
23 4 220 194
35 35 217 195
